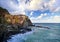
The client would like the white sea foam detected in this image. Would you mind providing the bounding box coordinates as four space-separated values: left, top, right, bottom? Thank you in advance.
7 31 34 42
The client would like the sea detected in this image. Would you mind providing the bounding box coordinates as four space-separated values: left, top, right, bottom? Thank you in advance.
7 23 60 42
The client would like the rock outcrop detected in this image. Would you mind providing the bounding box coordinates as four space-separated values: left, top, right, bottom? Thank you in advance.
5 14 32 28
0 7 32 42
0 7 32 27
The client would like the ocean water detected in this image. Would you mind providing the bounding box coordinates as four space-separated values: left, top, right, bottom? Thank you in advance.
7 23 60 42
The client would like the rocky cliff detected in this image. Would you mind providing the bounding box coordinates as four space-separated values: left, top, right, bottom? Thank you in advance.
0 7 32 27
5 14 32 27
0 7 32 42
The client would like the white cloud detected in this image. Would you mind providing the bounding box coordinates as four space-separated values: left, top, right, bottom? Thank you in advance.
8 0 60 23
11 0 26 15
0 0 59 14
30 15 60 23
0 0 26 15
0 0 19 11
10 10 25 15
0 0 60 23
51 15 60 22
54 7 60 12
37 14 44 19
26 0 57 11
30 12 33 16
9 1 19 10
37 13 48 19
27 0 42 10
44 13 47 16
48 0 56 7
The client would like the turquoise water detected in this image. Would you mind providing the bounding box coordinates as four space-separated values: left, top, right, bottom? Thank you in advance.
7 23 60 42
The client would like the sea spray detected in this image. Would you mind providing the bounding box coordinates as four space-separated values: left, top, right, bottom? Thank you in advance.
7 30 34 42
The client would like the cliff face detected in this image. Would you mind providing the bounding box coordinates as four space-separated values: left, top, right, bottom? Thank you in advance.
0 7 32 27
5 14 32 27
0 7 32 42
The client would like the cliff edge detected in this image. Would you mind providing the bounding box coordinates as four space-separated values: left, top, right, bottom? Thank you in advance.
0 7 32 42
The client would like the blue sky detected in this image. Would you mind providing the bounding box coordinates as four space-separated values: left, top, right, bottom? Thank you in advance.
0 0 60 23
